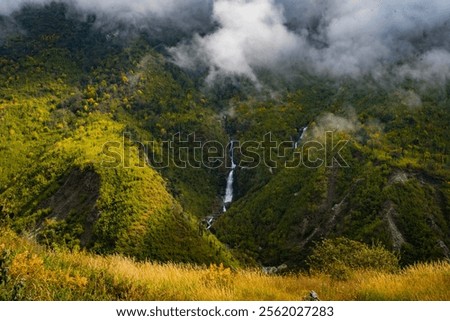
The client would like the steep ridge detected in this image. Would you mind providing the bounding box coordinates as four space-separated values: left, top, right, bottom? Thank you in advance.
0 4 237 266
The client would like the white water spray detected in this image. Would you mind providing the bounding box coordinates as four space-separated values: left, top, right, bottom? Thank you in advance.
223 141 236 212
294 127 308 149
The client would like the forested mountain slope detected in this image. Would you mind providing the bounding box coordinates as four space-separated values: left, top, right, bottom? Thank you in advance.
0 2 449 270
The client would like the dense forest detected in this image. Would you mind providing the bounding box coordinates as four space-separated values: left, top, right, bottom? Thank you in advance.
0 1 449 279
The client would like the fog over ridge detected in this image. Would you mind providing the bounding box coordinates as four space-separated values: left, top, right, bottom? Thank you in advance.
2 0 450 83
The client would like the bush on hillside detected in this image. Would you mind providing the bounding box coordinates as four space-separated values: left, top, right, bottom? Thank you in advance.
307 237 399 280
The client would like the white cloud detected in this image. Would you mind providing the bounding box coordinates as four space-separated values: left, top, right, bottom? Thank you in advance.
397 49 450 84
3 0 450 84
171 0 305 82
172 0 450 82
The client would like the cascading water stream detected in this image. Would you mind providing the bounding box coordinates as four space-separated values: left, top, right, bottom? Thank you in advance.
294 127 308 149
204 140 237 230
223 141 236 212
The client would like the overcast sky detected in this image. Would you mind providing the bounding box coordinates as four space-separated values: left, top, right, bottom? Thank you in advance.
2 0 450 84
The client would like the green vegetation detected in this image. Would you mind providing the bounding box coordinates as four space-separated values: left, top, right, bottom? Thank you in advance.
0 3 236 267
308 238 400 280
0 229 449 301
215 84 450 267
0 2 449 294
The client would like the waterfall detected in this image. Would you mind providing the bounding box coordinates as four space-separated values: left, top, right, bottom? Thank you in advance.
300 127 308 140
293 127 308 149
223 141 236 212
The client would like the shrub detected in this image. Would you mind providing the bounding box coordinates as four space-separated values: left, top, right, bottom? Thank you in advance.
307 237 399 280
203 263 234 289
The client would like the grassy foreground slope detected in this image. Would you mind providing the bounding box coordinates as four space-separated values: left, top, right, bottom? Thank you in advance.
1 229 449 301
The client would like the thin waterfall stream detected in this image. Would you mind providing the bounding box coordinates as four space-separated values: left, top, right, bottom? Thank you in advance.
205 140 237 230
294 127 308 149
223 140 236 212
206 128 308 230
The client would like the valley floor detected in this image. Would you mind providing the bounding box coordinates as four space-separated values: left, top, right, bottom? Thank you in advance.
0 228 449 301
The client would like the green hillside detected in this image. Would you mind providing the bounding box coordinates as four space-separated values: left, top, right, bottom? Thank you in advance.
215 85 450 267
0 2 449 274
0 3 237 267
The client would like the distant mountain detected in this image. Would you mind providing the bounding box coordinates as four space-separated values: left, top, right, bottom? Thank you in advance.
0 2 449 270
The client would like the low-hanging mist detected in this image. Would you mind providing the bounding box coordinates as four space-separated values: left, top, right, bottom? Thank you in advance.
2 0 450 84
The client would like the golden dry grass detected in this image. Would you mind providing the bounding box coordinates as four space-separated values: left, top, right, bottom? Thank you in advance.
1 229 449 301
